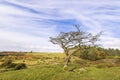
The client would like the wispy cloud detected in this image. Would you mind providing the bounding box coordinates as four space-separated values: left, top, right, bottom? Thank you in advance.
0 0 120 52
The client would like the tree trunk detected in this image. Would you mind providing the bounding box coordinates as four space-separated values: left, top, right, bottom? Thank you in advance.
63 49 77 68
64 54 71 68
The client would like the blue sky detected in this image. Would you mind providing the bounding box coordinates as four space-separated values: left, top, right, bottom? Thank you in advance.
0 0 120 52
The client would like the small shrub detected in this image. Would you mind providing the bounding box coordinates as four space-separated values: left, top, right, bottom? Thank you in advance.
14 63 27 70
80 51 89 59
0 60 12 67
97 51 106 59
0 59 16 68
88 48 98 61
6 63 17 68
0 58 6 62
0 59 27 70
80 47 106 61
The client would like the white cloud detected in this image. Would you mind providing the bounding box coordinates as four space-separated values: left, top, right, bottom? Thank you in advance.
101 37 120 49
0 29 62 52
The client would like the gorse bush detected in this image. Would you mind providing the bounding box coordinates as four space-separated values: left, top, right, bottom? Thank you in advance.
79 47 106 61
80 49 89 59
14 63 27 70
0 59 12 67
88 48 98 61
0 59 27 70
97 51 106 59
0 59 16 68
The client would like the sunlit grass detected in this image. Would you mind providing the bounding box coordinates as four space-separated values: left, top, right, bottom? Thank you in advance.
0 53 120 80
0 64 120 80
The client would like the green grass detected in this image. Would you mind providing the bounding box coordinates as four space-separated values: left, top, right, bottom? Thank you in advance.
0 53 120 80
0 63 120 80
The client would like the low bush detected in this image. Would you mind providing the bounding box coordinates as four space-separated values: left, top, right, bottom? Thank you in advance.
80 50 89 59
0 59 16 68
80 47 106 61
14 63 27 70
88 49 98 61
0 59 27 70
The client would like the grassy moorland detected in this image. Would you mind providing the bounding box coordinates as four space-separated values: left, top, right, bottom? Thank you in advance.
0 52 120 80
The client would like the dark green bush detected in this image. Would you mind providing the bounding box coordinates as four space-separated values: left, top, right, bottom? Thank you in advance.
88 49 98 61
0 59 27 70
97 51 106 59
79 47 106 61
80 50 89 59
14 63 27 70
0 59 16 68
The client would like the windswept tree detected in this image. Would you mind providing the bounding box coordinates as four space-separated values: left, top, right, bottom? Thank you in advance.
50 25 102 68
